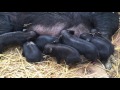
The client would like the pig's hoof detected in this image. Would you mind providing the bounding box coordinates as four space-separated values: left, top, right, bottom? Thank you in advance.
104 59 112 70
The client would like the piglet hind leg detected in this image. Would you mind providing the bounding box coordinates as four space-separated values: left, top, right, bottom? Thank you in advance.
65 56 81 67
100 56 113 70
56 57 62 64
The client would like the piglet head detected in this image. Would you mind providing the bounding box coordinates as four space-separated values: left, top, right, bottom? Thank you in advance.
80 33 92 42
26 31 38 40
43 44 53 54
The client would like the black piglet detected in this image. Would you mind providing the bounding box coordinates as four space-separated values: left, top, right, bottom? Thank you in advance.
23 41 43 62
43 43 81 66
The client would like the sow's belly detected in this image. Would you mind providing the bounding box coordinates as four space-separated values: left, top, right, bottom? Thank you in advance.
27 23 90 37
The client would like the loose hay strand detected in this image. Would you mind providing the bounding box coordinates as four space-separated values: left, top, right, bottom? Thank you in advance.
0 22 120 78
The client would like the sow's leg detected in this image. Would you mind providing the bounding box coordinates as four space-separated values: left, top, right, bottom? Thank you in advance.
0 13 15 35
91 12 119 40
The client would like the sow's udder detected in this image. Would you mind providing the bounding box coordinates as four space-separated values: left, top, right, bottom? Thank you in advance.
28 23 90 37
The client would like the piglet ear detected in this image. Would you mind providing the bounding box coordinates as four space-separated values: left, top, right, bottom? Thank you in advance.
90 29 97 33
52 39 59 44
86 38 91 42
67 30 75 35
56 35 63 43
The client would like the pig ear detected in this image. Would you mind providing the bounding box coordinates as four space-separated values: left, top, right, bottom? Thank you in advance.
57 35 62 43
86 38 91 42
67 30 75 35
